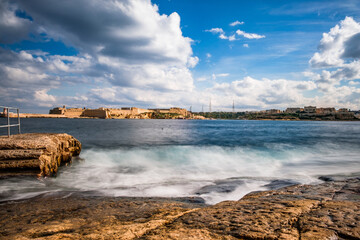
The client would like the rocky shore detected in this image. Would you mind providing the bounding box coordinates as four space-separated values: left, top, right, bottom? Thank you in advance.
0 133 81 177
0 177 359 239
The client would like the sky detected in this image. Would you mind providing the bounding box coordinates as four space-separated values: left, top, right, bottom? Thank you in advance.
1 0 360 113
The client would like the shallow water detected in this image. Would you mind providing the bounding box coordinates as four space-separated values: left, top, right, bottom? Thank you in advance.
1 119 360 204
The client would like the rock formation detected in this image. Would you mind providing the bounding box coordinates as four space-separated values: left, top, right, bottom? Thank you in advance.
0 133 81 177
0 177 359 239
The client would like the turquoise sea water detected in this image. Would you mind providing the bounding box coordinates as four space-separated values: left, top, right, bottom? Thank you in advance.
1 119 360 204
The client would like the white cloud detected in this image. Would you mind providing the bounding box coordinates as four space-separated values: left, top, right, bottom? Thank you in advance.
309 17 360 68
1 2 359 112
209 30 237 41
207 24 265 42
243 43 249 48
0 0 200 109
14 0 198 92
212 73 229 80
230 20 244 26
34 89 56 107
349 80 360 85
187 56 199 68
236 30 265 39
195 76 318 111
228 34 236 41
308 17 360 92
216 73 230 77
205 28 224 34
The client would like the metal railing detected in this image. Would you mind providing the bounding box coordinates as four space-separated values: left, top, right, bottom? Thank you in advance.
0 106 21 137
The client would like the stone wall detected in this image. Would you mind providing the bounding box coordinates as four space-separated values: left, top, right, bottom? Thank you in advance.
82 109 109 119
49 107 65 114
63 108 84 117
169 107 188 116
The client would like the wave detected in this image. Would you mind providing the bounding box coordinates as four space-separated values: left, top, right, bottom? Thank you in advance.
1 144 359 204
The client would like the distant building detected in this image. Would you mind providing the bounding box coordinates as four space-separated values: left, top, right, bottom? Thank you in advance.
49 106 66 115
265 109 281 114
285 108 303 113
304 106 317 113
338 108 349 112
316 108 336 114
49 106 83 117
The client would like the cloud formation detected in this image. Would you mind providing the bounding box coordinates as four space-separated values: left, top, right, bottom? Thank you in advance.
229 20 244 26
206 26 265 41
0 0 33 43
236 30 265 39
310 17 360 68
0 1 359 112
211 76 316 108
0 0 199 109
308 17 360 92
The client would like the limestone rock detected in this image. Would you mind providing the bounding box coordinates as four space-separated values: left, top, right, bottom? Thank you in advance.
0 178 359 239
145 178 360 240
0 133 81 177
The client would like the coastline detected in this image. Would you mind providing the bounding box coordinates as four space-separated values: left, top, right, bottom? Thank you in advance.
1 176 359 239
1 114 360 121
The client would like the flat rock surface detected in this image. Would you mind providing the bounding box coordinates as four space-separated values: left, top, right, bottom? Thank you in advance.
0 178 359 240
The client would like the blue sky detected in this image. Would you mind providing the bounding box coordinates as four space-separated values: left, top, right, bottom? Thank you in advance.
1 0 360 112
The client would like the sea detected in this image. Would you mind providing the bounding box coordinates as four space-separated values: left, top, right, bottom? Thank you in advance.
1 118 360 204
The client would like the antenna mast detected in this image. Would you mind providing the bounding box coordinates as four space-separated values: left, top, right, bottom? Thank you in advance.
209 98 212 113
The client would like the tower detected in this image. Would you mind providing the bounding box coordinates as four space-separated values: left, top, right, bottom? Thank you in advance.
232 100 235 113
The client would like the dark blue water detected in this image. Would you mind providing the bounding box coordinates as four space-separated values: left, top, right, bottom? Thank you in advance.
1 118 360 203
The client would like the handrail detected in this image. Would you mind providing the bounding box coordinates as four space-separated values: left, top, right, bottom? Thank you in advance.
0 105 19 109
0 106 21 137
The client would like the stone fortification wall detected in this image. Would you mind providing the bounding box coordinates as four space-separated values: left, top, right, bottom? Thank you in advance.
109 108 153 118
150 109 171 114
63 108 83 117
109 109 132 118
49 107 65 114
82 109 110 119
46 106 190 119
131 107 152 115
169 107 188 116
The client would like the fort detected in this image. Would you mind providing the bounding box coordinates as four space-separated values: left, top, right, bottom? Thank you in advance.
47 106 193 119
1 105 359 120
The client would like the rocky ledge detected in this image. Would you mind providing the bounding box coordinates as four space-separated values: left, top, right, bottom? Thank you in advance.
0 177 359 239
0 133 81 177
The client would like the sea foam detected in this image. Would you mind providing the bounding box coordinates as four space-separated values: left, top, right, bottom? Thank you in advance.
1 143 358 204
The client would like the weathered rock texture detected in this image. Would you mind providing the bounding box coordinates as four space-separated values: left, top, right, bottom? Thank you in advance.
0 133 81 177
0 178 359 239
